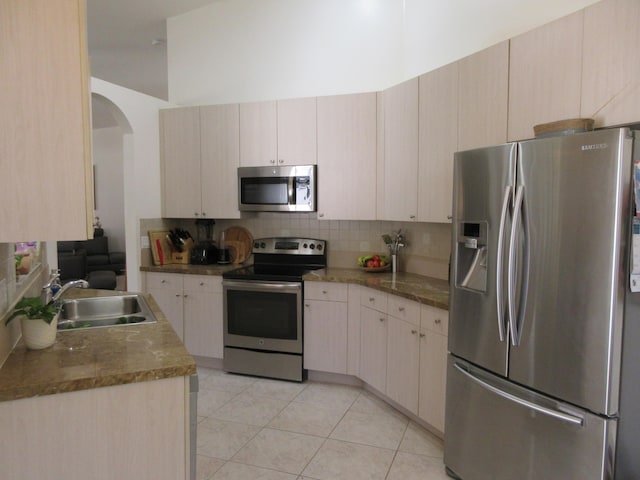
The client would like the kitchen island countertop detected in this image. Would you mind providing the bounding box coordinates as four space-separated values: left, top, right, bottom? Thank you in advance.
0 288 196 402
304 268 449 310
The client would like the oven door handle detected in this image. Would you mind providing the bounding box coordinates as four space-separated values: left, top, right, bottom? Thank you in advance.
222 280 302 293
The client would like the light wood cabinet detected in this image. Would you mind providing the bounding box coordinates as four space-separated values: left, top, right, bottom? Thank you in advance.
581 0 640 128
160 107 202 218
458 41 509 151
0 376 190 479
146 272 185 340
508 11 584 141
200 104 241 219
317 93 377 220
1 0 93 241
303 282 348 374
146 272 223 359
161 105 240 219
239 98 316 166
183 275 224 359
418 305 449 433
359 287 389 393
380 77 419 221
386 298 421 415
418 62 458 223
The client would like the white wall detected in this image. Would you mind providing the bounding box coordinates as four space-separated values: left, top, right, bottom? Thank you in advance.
91 78 173 291
92 127 125 252
167 0 600 105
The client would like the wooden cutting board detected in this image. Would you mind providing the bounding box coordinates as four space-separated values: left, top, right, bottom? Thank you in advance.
148 230 172 266
223 226 253 264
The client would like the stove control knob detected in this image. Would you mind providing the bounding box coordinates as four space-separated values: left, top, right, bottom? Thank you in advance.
260 242 266 249
254 242 260 249
317 244 323 251
303 243 308 249
309 244 315 250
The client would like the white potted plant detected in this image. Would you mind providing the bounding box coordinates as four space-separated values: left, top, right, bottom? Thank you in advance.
5 297 60 350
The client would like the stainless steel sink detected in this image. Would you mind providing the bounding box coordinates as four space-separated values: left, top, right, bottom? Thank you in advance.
57 294 157 331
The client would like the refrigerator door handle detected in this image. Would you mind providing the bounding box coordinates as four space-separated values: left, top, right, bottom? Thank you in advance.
453 362 584 426
508 185 525 346
495 185 512 342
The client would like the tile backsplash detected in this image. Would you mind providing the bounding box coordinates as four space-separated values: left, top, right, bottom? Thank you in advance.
141 214 452 280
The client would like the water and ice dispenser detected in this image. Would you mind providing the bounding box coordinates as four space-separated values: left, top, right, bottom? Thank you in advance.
455 222 488 292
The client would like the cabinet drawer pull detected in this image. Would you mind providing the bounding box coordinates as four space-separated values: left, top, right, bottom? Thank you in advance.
420 333 426 338
435 318 442 325
411 329 417 335
379 318 385 322
318 213 325 218
410 215 416 219
398 307 405 312
322 290 327 294
175 293 181 297
183 294 188 298
369 297 375 302
161 279 166 284
305 303 310 307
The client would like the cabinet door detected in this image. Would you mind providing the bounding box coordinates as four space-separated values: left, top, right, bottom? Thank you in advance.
386 316 420 415
458 41 509 150
419 329 448 433
581 0 640 128
239 101 277 166
508 10 584 141
1 0 92 241
145 273 184 340
380 77 419 221
184 291 223 358
317 93 377 220
160 107 202 218
418 62 458 223
419 305 449 433
303 299 348 374
347 285 361 376
277 97 317 165
200 104 241 219
359 306 387 392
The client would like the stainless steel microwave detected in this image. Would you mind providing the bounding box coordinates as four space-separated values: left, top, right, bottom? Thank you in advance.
238 165 316 212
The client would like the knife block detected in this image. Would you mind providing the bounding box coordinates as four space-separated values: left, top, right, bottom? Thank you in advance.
171 250 191 264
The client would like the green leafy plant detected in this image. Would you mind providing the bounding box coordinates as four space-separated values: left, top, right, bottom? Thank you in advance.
5 297 59 325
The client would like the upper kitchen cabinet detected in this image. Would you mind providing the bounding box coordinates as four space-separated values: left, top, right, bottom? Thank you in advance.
581 0 640 128
418 62 458 223
239 97 317 166
317 93 377 220
160 107 202 218
508 10 584 141
1 0 93 241
458 41 509 151
160 105 240 219
200 104 241 219
379 77 419 221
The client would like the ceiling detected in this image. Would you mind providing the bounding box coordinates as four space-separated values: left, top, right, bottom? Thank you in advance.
87 0 215 127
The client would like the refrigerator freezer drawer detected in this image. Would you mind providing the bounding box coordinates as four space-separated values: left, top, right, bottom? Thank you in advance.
444 356 616 480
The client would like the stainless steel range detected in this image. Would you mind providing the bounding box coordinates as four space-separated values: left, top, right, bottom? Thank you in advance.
222 237 327 382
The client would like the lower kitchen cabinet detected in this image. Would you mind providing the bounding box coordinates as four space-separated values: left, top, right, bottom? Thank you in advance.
418 305 449 433
303 282 348 373
359 303 388 394
145 272 223 359
386 297 421 415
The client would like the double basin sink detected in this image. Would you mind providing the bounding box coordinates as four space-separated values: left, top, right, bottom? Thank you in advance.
57 294 157 331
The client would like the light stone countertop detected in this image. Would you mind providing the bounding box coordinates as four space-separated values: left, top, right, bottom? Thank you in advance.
0 288 195 402
303 268 450 310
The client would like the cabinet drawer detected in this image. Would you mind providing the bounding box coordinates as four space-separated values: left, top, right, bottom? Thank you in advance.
184 274 222 293
146 272 183 291
304 281 348 302
421 304 448 336
360 288 388 313
387 296 420 327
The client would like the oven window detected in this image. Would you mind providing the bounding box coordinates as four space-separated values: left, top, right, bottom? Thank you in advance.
227 289 298 339
241 178 289 205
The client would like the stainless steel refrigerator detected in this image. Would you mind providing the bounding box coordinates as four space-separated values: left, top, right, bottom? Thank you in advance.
445 127 640 480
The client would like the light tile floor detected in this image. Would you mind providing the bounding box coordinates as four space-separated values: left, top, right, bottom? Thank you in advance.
196 367 450 480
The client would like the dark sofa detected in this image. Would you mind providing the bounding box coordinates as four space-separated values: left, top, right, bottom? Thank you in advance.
57 238 125 289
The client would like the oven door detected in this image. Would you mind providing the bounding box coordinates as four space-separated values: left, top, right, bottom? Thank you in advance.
223 279 302 354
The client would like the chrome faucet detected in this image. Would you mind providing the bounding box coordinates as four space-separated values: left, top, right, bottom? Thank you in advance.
41 269 89 305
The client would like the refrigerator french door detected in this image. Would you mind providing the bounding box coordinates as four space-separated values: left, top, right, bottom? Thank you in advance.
445 128 639 480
